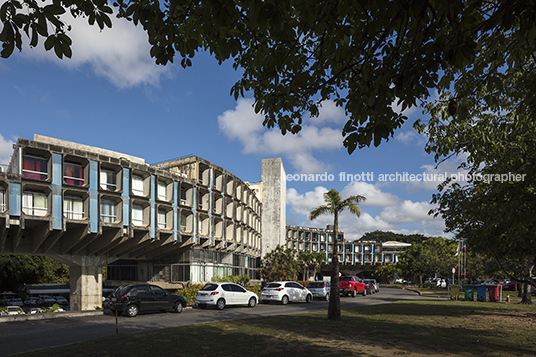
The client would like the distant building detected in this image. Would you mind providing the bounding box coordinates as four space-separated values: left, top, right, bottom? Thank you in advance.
285 225 411 266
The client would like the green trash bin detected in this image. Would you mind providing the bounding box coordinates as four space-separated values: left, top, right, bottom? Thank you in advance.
464 285 475 301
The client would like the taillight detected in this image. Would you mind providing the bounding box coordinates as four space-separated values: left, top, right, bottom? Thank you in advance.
274 288 284 291
120 295 127 302
210 291 219 296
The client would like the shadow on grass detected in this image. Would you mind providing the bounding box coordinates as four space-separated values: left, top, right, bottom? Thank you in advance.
16 301 536 357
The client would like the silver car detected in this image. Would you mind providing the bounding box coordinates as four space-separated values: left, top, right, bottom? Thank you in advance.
261 281 313 305
307 281 331 301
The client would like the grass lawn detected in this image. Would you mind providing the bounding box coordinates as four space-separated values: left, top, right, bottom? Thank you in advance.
15 300 536 357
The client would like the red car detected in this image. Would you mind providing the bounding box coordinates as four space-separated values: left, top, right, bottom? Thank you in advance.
339 276 367 297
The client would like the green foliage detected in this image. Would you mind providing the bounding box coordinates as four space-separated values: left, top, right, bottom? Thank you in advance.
3 2 534 153
397 237 458 284
0 255 69 291
259 245 299 282
422 57 536 301
374 264 402 284
361 231 428 244
44 303 62 312
175 284 204 306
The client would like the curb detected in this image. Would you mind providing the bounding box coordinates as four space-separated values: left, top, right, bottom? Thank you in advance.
0 306 195 323
0 310 104 323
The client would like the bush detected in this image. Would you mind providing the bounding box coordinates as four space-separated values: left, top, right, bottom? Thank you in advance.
175 284 204 306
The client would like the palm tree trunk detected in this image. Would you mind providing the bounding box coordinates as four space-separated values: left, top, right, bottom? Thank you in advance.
328 212 341 319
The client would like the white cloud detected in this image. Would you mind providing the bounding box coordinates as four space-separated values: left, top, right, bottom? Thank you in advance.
0 133 15 166
310 100 346 125
18 9 168 88
340 181 399 207
218 98 344 173
395 130 427 146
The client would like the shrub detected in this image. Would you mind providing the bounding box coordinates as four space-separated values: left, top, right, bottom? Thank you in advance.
175 284 204 305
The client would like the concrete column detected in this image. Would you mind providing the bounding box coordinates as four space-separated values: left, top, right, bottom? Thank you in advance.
55 255 105 311
260 158 286 256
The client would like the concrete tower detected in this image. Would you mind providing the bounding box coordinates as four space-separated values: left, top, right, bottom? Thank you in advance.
260 158 286 256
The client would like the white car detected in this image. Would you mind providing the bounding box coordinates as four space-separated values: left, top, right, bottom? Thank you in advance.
7 298 23 307
261 281 313 305
6 306 25 315
195 282 258 310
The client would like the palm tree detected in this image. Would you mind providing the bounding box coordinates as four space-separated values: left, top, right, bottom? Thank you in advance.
309 188 366 320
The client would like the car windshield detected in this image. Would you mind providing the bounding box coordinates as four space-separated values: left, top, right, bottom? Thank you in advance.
200 283 219 291
265 283 282 288
307 282 325 288
339 277 352 281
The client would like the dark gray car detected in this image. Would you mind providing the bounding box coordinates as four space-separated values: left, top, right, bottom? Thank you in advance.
108 284 187 317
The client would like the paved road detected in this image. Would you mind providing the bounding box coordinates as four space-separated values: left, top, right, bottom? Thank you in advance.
0 287 437 356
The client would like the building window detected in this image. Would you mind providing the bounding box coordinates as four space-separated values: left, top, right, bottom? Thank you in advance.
64 195 84 219
22 154 48 180
157 209 167 229
100 199 117 223
0 188 5 211
132 175 144 196
100 169 116 191
132 204 144 226
22 191 47 216
180 187 187 205
157 181 167 201
64 162 84 186
180 214 187 232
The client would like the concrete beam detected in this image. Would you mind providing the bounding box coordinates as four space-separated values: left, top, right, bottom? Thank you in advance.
42 230 65 254
67 233 99 255
30 223 53 254
108 231 149 257
84 228 122 256
59 225 90 255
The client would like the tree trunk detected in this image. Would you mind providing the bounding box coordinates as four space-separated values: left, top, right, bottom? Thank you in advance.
521 264 533 304
328 212 341 320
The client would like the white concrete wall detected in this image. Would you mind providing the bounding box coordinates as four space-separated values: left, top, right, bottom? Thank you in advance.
260 158 286 256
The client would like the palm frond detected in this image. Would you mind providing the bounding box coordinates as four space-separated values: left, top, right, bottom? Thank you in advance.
309 205 332 220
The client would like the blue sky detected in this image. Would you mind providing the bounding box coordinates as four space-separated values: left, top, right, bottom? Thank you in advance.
0 14 466 241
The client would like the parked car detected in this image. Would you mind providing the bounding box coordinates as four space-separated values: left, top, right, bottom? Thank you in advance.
108 284 187 317
55 296 69 305
6 298 23 307
339 276 367 296
24 297 40 306
307 281 331 301
29 307 46 314
370 279 380 293
196 282 258 310
362 279 376 294
38 295 57 306
6 306 25 315
261 281 313 305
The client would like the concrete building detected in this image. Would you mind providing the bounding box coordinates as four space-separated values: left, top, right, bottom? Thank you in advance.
0 134 405 309
0 135 266 309
285 225 411 276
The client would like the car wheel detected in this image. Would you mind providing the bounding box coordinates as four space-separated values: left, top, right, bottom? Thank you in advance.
262 300 269 304
248 297 257 308
362 289 367 296
126 304 139 317
198 304 207 309
306 294 312 303
174 302 183 313
216 298 226 310
281 295 289 305
325 293 330 301
351 289 357 298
